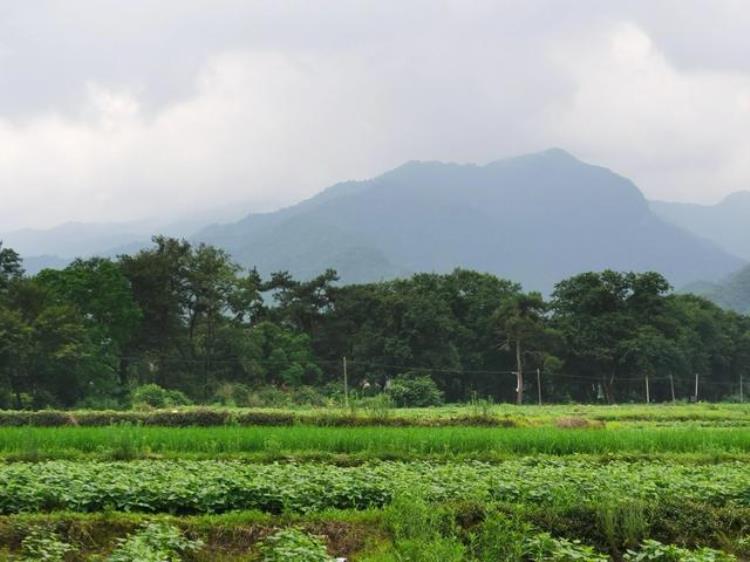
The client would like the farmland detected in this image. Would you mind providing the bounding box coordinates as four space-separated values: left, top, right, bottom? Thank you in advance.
0 404 748 560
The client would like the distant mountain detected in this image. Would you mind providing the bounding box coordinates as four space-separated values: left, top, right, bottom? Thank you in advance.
1 222 148 260
651 192 750 260
196 149 744 291
684 265 750 314
1 202 255 274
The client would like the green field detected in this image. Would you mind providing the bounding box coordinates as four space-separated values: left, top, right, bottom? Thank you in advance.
1 425 750 462
2 404 749 561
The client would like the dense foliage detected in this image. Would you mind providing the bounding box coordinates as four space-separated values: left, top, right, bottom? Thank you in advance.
1 237 749 407
0 459 747 515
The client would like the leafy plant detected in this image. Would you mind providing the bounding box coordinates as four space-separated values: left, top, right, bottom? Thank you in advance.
524 532 608 561
20 526 74 562
386 373 444 407
258 527 331 562
625 539 736 561
107 522 203 562
131 384 192 409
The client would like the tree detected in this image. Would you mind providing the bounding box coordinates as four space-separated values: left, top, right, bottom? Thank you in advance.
36 258 142 388
551 271 673 403
495 292 548 404
0 242 24 296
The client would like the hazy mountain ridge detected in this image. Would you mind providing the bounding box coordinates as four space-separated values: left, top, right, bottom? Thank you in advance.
683 265 750 314
651 191 750 260
5 149 745 289
194 149 743 291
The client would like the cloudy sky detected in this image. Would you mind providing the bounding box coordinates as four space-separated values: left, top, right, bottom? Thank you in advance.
2 0 750 230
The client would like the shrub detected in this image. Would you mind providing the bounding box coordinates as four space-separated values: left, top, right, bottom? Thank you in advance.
212 382 253 407
107 522 203 562
386 373 444 407
142 408 230 427
20 526 74 562
359 394 393 419
131 384 192 409
524 532 608 561
258 527 331 562
469 513 529 561
291 385 327 407
246 386 291 408
625 539 736 561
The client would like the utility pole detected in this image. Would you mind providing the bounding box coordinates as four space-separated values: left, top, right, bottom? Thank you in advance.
740 374 744 403
645 374 650 404
536 368 542 406
343 356 349 408
669 373 676 404
694 373 699 402
515 340 524 405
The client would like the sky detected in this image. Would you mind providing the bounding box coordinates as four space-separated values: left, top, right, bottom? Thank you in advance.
2 0 750 230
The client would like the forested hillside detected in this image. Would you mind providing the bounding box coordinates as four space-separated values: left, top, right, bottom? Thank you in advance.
1 237 748 409
684 265 750 314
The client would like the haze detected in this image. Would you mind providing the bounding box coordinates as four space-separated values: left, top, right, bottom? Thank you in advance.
2 1 750 230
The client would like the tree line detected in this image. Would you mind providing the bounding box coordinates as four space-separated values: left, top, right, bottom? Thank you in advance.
0 237 748 409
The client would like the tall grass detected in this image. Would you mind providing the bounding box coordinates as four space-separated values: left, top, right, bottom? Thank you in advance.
0 425 748 460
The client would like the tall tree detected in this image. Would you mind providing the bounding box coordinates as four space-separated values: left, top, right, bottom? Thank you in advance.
495 292 547 404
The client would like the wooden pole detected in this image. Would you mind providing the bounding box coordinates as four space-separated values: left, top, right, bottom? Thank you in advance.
343 356 349 408
740 374 744 403
645 374 650 404
669 374 676 404
694 373 699 402
536 368 542 406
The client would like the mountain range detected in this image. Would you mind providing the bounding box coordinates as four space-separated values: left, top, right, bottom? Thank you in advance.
2 149 747 295
651 192 750 261
195 149 743 291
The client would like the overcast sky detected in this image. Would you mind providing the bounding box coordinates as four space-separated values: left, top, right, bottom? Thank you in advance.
2 1 750 230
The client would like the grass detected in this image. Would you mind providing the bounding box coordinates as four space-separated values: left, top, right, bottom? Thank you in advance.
0 424 749 461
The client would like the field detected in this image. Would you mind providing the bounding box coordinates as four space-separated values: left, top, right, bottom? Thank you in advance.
1 404 749 561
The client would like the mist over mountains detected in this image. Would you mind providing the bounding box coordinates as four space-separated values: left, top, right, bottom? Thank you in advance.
651 192 750 261
3 149 746 293
195 149 743 291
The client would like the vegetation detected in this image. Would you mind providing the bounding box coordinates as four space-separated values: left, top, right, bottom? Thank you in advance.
1 238 749 409
0 424 749 462
2 238 750 560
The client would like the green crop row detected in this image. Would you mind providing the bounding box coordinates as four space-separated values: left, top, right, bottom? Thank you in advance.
0 459 747 515
0 403 749 429
0 425 749 462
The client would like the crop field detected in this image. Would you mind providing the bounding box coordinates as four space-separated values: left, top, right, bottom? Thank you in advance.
1 404 749 561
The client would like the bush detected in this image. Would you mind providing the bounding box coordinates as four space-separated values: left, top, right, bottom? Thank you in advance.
291 385 327 407
258 528 331 562
20 526 74 562
625 539 736 561
142 408 230 427
524 532 608 561
107 522 203 562
212 382 253 407
246 386 291 408
386 373 444 407
131 384 192 409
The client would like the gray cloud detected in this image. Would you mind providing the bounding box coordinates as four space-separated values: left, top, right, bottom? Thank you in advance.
1 1 749 229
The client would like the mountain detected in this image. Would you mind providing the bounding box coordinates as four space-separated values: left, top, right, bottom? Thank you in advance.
196 149 744 291
1 202 255 274
684 265 750 314
651 192 750 260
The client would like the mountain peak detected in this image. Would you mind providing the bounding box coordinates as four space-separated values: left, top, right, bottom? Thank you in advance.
719 190 750 206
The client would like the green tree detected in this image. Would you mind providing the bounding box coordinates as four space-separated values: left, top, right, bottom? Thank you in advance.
495 292 548 404
36 258 141 389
